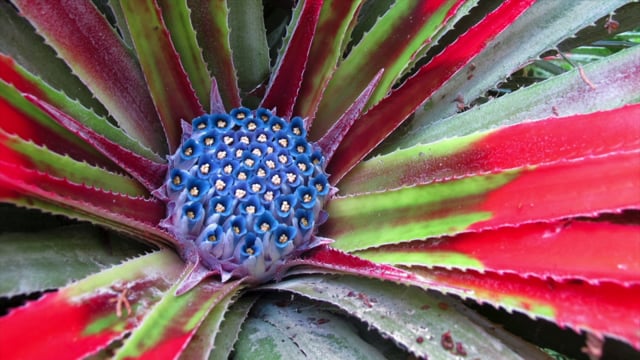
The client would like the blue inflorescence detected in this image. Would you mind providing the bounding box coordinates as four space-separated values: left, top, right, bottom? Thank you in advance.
160 107 329 283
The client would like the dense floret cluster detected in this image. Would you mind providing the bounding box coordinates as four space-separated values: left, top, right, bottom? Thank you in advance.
160 108 329 282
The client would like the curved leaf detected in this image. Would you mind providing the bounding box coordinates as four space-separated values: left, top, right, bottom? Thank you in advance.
188 0 242 109
340 103 640 193
0 225 149 297
326 151 640 251
0 53 163 163
326 0 536 182
404 43 640 146
113 279 241 360
13 0 167 153
311 0 467 137
261 0 324 119
121 0 205 152
267 275 545 359
411 268 640 349
404 0 632 141
0 250 184 360
357 221 640 285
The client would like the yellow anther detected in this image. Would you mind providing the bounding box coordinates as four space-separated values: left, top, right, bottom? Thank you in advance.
278 139 288 147
297 163 307 172
280 201 290 212
297 145 304 153
251 183 261 192
200 163 210 174
197 122 207 129
184 147 193 156
223 136 233 144
286 173 296 183
236 112 246 120
246 205 256 214
261 114 269 121
215 179 226 190
215 203 225 213
224 164 233 174
186 211 195 219
272 124 282 131
301 218 308 227
260 223 270 232
279 234 288 243
257 134 267 142
266 160 276 169
264 191 274 202
252 148 262 156
238 172 247 181
257 168 267 177
208 235 216 242
235 189 247 198
278 154 288 164
245 158 255 167
204 137 214 146
217 150 227 159
303 194 312 203
235 149 243 158
233 226 240 234
172 175 182 185
217 120 227 128
240 136 250 144
246 247 254 255
189 187 199 197
315 183 323 192
293 127 301 135
248 122 257 131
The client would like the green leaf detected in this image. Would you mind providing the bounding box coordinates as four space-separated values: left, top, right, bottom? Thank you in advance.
0 54 163 162
228 0 270 94
235 296 387 359
0 130 147 197
412 43 640 145
121 0 205 152
0 250 184 359
340 104 640 194
13 0 167 154
113 278 241 359
209 295 257 360
267 275 543 359
0 2 107 117
188 0 242 109
327 151 640 252
180 287 241 359
0 225 149 297
398 0 632 146
293 0 364 119
157 0 212 112
312 0 466 137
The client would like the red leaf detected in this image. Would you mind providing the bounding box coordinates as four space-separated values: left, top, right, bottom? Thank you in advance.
28 96 166 191
362 221 640 285
13 0 167 154
121 0 205 152
260 0 324 119
340 104 640 193
327 0 536 183
414 268 640 348
0 251 184 360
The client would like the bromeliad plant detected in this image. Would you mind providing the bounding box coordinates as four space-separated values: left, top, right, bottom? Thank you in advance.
0 0 639 358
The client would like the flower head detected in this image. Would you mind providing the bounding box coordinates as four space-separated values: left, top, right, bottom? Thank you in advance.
161 107 329 282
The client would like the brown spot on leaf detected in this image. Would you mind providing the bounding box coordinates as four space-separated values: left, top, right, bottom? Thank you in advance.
437 302 449 311
456 342 467 357
441 331 454 351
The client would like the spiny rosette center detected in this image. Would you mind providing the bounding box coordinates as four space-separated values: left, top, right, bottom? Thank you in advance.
160 108 329 283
